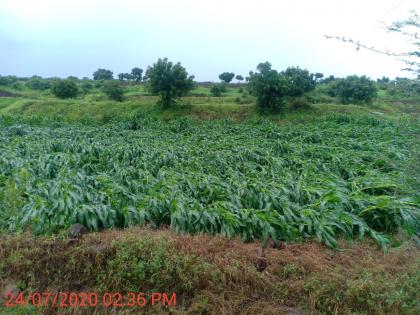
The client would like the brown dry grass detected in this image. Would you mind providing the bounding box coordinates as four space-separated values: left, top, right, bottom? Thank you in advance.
0 227 419 315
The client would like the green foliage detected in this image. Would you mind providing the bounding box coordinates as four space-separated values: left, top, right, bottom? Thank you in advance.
387 78 420 97
235 89 254 104
131 67 143 82
315 72 324 82
145 58 195 107
118 73 132 81
102 80 125 101
219 72 235 83
26 78 51 91
304 264 420 314
100 237 216 293
235 75 244 82
335 75 378 104
93 68 113 80
0 115 418 249
289 96 312 110
0 75 18 86
247 62 290 112
51 79 78 99
80 81 93 94
210 83 227 97
282 67 316 97
248 63 316 112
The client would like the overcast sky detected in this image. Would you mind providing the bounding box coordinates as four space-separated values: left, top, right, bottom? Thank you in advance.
0 0 419 81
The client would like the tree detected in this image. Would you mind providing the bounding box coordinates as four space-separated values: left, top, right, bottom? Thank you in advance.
131 67 143 82
145 58 195 107
51 80 78 99
103 81 125 101
210 83 227 97
118 73 132 81
219 72 235 83
282 67 316 97
93 68 113 80
247 62 290 112
321 75 336 84
335 75 377 104
235 75 244 83
315 72 324 82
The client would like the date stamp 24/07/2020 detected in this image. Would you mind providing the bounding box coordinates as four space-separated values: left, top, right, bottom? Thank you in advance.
2 291 177 308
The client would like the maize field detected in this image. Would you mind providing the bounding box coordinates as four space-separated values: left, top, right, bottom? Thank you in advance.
0 114 418 249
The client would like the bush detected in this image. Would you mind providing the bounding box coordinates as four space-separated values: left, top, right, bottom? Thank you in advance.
248 63 316 113
235 90 254 104
387 78 420 97
102 81 125 101
289 96 312 110
51 80 78 99
26 78 51 91
336 75 377 104
80 81 93 94
145 58 195 107
0 75 18 86
210 83 227 97
282 67 316 97
247 62 290 112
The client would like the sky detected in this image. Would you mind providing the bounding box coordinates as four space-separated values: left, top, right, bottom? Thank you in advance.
0 0 419 81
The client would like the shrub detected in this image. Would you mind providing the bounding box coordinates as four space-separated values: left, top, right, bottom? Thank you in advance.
282 67 316 97
387 78 420 97
102 81 125 101
290 96 312 110
51 80 78 99
145 58 195 107
210 83 227 97
80 81 93 94
336 75 377 104
0 75 18 86
248 63 316 113
26 78 51 91
247 62 290 112
235 90 254 104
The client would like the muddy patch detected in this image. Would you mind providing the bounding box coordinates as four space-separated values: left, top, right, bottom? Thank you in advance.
0 90 19 97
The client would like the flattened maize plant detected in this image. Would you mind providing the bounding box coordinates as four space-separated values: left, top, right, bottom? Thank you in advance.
0 114 418 249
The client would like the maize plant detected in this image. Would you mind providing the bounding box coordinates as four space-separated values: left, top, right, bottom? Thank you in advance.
0 114 418 250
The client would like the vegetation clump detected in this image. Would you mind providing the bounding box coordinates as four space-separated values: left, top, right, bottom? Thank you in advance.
210 83 227 97
219 72 235 83
51 79 78 99
335 75 378 104
145 58 195 107
102 80 125 101
0 115 418 250
93 68 114 80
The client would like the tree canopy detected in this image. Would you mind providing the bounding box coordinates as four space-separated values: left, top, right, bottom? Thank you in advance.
219 72 235 83
145 58 195 107
93 69 113 80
